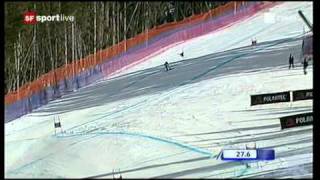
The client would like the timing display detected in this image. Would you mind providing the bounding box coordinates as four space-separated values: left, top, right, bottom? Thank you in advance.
222 149 257 160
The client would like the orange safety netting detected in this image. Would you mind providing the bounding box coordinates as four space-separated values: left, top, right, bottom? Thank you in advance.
5 1 250 105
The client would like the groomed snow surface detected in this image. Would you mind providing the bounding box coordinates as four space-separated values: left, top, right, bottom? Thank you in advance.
5 2 313 178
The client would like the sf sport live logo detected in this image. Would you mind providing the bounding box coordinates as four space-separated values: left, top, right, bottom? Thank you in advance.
23 11 37 24
23 11 75 24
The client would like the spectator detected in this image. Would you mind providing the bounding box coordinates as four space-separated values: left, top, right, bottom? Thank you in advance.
303 57 308 75
288 54 294 69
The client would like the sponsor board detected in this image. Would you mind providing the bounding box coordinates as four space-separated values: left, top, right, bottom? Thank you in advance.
292 89 313 101
251 91 290 105
280 112 313 129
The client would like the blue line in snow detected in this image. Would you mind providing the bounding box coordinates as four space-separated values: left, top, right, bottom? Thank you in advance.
57 131 214 157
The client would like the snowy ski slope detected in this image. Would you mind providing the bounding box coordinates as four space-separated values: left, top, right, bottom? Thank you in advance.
5 2 313 178
113 1 312 77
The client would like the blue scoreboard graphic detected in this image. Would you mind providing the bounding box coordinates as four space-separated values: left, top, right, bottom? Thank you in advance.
221 149 275 161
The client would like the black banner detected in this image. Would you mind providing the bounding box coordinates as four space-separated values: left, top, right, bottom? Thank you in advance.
54 122 61 128
251 91 290 105
280 112 313 129
292 89 313 101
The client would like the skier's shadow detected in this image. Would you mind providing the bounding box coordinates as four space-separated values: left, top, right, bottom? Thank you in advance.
163 67 175 72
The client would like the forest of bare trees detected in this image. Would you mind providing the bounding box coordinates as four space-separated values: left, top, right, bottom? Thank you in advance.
5 1 228 94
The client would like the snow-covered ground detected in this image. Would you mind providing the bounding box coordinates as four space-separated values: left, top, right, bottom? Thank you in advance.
5 1 313 178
